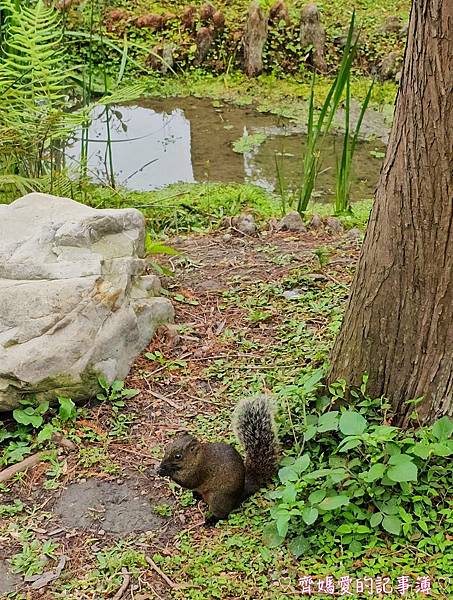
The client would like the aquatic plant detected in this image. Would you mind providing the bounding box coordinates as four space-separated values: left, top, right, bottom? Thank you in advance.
297 12 358 214
334 76 374 215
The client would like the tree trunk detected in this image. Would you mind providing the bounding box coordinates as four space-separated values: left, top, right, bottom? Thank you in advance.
329 0 453 426
243 1 269 77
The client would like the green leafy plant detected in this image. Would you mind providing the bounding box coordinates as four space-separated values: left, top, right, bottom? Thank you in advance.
97 377 139 403
1 396 78 466
268 378 453 556
232 131 267 154
10 538 59 577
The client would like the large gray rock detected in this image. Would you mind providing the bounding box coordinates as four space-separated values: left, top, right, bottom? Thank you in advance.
0 193 174 411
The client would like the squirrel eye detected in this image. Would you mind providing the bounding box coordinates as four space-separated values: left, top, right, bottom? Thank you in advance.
174 453 182 460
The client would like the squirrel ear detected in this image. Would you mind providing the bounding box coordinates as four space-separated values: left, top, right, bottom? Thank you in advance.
188 439 198 452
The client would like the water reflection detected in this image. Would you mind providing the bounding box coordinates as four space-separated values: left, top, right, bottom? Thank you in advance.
66 97 385 201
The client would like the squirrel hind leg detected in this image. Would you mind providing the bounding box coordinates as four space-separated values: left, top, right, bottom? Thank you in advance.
206 491 240 522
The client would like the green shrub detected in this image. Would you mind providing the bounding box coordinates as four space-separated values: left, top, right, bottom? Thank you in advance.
267 374 453 557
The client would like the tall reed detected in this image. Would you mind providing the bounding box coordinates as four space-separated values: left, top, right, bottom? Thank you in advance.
334 76 374 214
297 12 358 214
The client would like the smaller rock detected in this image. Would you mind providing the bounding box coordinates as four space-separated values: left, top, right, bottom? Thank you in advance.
379 51 402 81
378 15 402 35
200 2 216 22
135 14 165 29
282 288 303 300
181 5 197 30
231 214 257 236
346 228 362 240
212 10 225 31
308 213 323 229
325 216 344 234
277 211 307 232
222 233 233 242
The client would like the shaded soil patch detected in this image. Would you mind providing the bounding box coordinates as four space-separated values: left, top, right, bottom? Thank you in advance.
53 479 169 535
0 559 21 596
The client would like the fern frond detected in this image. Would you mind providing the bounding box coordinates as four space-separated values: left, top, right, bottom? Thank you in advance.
0 0 68 108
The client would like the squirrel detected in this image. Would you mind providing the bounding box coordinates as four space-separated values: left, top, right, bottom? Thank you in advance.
157 396 278 526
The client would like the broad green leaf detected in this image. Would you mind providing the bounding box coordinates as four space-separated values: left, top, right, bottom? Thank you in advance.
262 523 285 548
382 515 402 535
288 535 310 557
302 506 318 525
338 438 362 452
36 401 50 415
339 411 367 435
388 453 414 465
303 425 318 442
370 512 383 527
37 423 55 443
336 523 352 534
111 380 125 392
303 468 331 480
431 416 453 441
276 514 290 538
329 468 348 484
122 388 139 399
387 461 418 483
282 483 297 504
349 540 362 553
301 368 325 394
317 495 350 511
308 489 326 505
293 454 310 474
409 442 430 459
145 239 180 256
278 466 299 483
98 376 109 390
365 463 387 482
58 397 76 422
379 498 400 515
317 411 339 432
430 442 452 457
13 409 43 428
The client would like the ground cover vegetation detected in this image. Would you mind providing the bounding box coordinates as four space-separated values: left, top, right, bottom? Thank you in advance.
0 1 451 599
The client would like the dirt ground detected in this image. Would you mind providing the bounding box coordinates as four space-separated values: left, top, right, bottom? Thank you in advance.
0 226 360 599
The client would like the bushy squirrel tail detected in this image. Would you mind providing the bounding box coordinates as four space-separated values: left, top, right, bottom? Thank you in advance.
232 395 279 497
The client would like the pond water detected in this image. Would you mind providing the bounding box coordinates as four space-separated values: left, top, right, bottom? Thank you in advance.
66 97 386 201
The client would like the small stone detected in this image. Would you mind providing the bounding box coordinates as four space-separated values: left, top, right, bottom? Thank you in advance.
378 15 402 35
277 211 307 232
379 51 402 81
282 288 303 300
346 228 362 240
231 214 257 235
325 216 344 234
222 233 233 242
308 213 323 229
98 529 105 536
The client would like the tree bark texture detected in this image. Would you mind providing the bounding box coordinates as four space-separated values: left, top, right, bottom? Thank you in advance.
243 1 269 77
329 0 453 426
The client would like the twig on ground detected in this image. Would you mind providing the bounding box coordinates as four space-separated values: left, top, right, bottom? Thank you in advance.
112 568 131 600
0 452 47 484
146 556 178 589
147 388 180 409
